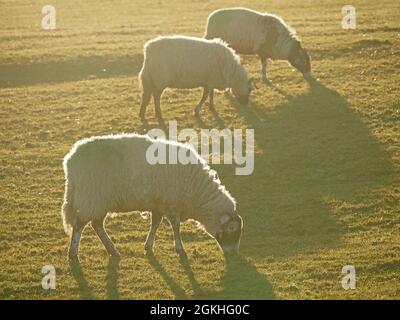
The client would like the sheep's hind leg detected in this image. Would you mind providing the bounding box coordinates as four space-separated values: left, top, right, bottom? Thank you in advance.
68 219 87 262
167 215 185 255
194 88 210 115
144 212 162 255
139 88 152 119
92 218 120 258
153 89 164 120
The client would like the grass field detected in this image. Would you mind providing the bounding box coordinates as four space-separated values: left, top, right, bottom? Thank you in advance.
0 0 399 299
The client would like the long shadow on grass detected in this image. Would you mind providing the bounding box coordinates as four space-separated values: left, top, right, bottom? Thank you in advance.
215 79 393 257
69 260 95 299
200 255 275 300
106 257 120 300
146 253 274 299
69 257 120 300
0 54 143 88
146 254 189 299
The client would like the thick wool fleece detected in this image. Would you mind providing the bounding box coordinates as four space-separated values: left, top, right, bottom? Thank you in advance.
62 133 236 238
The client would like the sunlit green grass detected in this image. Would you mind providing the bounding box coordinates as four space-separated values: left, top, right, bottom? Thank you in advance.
0 0 399 299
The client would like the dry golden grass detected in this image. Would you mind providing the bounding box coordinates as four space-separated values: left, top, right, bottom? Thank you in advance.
0 0 399 299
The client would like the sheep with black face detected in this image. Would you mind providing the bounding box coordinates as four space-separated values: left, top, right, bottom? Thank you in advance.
205 7 312 82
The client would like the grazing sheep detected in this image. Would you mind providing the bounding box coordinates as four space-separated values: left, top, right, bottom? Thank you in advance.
62 133 243 261
205 7 312 82
138 35 254 119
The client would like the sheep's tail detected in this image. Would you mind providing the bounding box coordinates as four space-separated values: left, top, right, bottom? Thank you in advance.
138 64 153 111
61 180 76 235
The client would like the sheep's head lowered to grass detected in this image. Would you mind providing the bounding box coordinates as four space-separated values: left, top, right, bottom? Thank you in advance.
288 40 312 78
204 8 313 82
232 76 256 106
215 213 243 254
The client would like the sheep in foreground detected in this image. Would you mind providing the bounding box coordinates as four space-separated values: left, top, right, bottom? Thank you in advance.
138 35 254 119
205 7 312 82
62 133 243 261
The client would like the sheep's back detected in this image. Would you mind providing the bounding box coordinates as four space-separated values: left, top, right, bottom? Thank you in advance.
64 134 212 217
206 8 264 54
144 36 233 89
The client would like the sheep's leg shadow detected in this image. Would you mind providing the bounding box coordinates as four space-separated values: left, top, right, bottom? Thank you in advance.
269 82 292 99
69 260 95 300
178 254 204 297
106 257 120 300
210 108 225 128
225 93 266 123
146 254 188 299
216 255 275 299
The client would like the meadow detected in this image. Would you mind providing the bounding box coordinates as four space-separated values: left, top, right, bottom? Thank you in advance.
0 0 399 299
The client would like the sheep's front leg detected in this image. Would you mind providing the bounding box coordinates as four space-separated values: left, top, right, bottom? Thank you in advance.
260 56 269 83
92 218 120 258
208 89 215 111
168 215 185 254
144 212 162 254
194 88 210 115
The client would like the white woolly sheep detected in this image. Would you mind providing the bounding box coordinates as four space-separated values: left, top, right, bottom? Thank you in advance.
138 35 255 119
205 7 312 82
62 133 243 261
